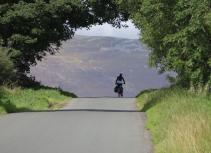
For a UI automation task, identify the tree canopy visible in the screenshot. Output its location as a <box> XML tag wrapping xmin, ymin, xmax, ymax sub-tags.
<box><xmin>1</xmin><ymin>0</ymin><xmax>211</xmax><ymax>91</ymax></box>
<box><xmin>117</xmin><ymin>0</ymin><xmax>211</xmax><ymax>91</ymax></box>
<box><xmin>0</xmin><ymin>0</ymin><xmax>128</xmax><ymax>84</ymax></box>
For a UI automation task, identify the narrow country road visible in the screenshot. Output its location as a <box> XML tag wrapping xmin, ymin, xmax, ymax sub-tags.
<box><xmin>0</xmin><ymin>98</ymin><xmax>152</xmax><ymax>153</ymax></box>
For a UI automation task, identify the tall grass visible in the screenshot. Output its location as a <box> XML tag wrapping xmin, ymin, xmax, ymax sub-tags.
<box><xmin>0</xmin><ymin>86</ymin><xmax>76</xmax><ymax>114</ymax></box>
<box><xmin>137</xmin><ymin>87</ymin><xmax>211</xmax><ymax>153</ymax></box>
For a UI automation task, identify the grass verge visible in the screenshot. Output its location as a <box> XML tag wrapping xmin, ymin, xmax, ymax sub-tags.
<box><xmin>0</xmin><ymin>86</ymin><xmax>77</xmax><ymax>114</ymax></box>
<box><xmin>137</xmin><ymin>87</ymin><xmax>211</xmax><ymax>153</ymax></box>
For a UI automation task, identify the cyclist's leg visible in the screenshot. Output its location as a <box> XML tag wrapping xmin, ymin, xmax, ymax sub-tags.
<box><xmin>121</xmin><ymin>86</ymin><xmax>123</xmax><ymax>97</ymax></box>
<box><xmin>121</xmin><ymin>87</ymin><xmax>123</xmax><ymax>97</ymax></box>
<box><xmin>117</xmin><ymin>84</ymin><xmax>121</xmax><ymax>97</ymax></box>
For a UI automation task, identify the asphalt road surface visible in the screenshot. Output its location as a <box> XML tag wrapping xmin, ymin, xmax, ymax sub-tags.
<box><xmin>0</xmin><ymin>98</ymin><xmax>152</xmax><ymax>153</ymax></box>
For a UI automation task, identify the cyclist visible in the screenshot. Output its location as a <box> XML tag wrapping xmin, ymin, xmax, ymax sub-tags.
<box><xmin>115</xmin><ymin>73</ymin><xmax>126</xmax><ymax>97</ymax></box>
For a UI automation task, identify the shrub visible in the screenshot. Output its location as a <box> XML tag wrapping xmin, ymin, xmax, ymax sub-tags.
<box><xmin>0</xmin><ymin>47</ymin><xmax>14</xmax><ymax>84</ymax></box>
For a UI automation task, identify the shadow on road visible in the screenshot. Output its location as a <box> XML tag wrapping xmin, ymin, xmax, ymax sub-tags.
<box><xmin>14</xmin><ymin>109</ymin><xmax>142</xmax><ymax>113</ymax></box>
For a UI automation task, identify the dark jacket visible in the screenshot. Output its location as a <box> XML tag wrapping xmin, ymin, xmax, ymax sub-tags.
<box><xmin>116</xmin><ymin>76</ymin><xmax>125</xmax><ymax>85</ymax></box>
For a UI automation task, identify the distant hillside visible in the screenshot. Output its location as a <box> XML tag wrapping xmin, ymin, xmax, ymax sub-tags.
<box><xmin>30</xmin><ymin>35</ymin><xmax>171</xmax><ymax>97</ymax></box>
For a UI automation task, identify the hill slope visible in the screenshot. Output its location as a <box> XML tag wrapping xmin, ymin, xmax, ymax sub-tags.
<box><xmin>31</xmin><ymin>35</ymin><xmax>171</xmax><ymax>97</ymax></box>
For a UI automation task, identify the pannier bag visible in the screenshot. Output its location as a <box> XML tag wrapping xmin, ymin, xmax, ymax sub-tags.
<box><xmin>114</xmin><ymin>86</ymin><xmax>118</xmax><ymax>93</ymax></box>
